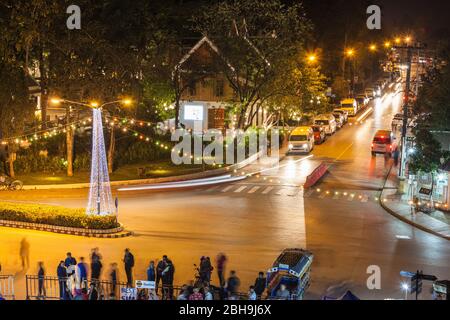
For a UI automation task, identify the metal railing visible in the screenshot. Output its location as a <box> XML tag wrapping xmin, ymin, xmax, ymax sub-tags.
<box><xmin>25</xmin><ymin>275</ymin><xmax>127</xmax><ymax>300</ymax></box>
<box><xmin>24</xmin><ymin>275</ymin><xmax>271</xmax><ymax>300</ymax></box>
<box><xmin>0</xmin><ymin>275</ymin><xmax>15</xmax><ymax>300</ymax></box>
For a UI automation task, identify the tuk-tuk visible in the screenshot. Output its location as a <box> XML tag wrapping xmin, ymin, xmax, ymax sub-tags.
<box><xmin>266</xmin><ymin>248</ymin><xmax>313</xmax><ymax>300</ymax></box>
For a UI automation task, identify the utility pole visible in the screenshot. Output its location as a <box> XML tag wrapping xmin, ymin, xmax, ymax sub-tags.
<box><xmin>399</xmin><ymin>47</ymin><xmax>412</xmax><ymax>180</ymax></box>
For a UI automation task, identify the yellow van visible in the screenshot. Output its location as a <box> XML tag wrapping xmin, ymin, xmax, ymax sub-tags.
<box><xmin>288</xmin><ymin>126</ymin><xmax>315</xmax><ymax>154</ymax></box>
<box><xmin>339</xmin><ymin>98</ymin><xmax>358</xmax><ymax>116</ymax></box>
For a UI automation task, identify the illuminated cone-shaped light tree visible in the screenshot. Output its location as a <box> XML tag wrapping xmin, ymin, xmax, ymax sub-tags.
<box><xmin>86</xmin><ymin>108</ymin><xmax>115</xmax><ymax>216</ymax></box>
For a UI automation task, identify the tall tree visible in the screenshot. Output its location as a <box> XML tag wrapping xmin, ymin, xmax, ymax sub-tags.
<box><xmin>192</xmin><ymin>0</ymin><xmax>313</xmax><ymax>129</ymax></box>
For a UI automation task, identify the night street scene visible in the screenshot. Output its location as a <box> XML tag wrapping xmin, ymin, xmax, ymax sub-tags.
<box><xmin>0</xmin><ymin>0</ymin><xmax>449</xmax><ymax>311</ymax></box>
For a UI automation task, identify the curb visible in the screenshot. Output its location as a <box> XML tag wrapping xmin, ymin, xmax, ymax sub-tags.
<box><xmin>379</xmin><ymin>188</ymin><xmax>450</xmax><ymax>241</ymax></box>
<box><xmin>22</xmin><ymin>150</ymin><xmax>266</xmax><ymax>190</ymax></box>
<box><xmin>0</xmin><ymin>220</ymin><xmax>133</xmax><ymax>238</ymax></box>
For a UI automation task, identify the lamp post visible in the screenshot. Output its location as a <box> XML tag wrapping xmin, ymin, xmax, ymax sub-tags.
<box><xmin>51</xmin><ymin>98</ymin><xmax>131</xmax><ymax>216</ymax></box>
<box><xmin>402</xmin><ymin>283</ymin><xmax>409</xmax><ymax>300</ymax></box>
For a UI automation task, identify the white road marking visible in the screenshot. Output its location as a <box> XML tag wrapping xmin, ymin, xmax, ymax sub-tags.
<box><xmin>221</xmin><ymin>186</ymin><xmax>234</xmax><ymax>192</ymax></box>
<box><xmin>234</xmin><ymin>186</ymin><xmax>247</xmax><ymax>193</ymax></box>
<box><xmin>262</xmin><ymin>187</ymin><xmax>274</xmax><ymax>194</ymax></box>
<box><xmin>332</xmin><ymin>193</ymin><xmax>340</xmax><ymax>200</ymax></box>
<box><xmin>248</xmin><ymin>186</ymin><xmax>260</xmax><ymax>194</ymax></box>
<box><xmin>361</xmin><ymin>195</ymin><xmax>369</xmax><ymax>203</ymax></box>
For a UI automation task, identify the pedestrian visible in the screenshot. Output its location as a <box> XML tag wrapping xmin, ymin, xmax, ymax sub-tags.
<box><xmin>226</xmin><ymin>270</ymin><xmax>240</xmax><ymax>298</ymax></box>
<box><xmin>248</xmin><ymin>285</ymin><xmax>257</xmax><ymax>300</ymax></box>
<box><xmin>216</xmin><ymin>253</ymin><xmax>227</xmax><ymax>287</ymax></box>
<box><xmin>19</xmin><ymin>238</ymin><xmax>30</xmax><ymax>270</ymax></box>
<box><xmin>64</xmin><ymin>252</ymin><xmax>77</xmax><ymax>277</ymax></box>
<box><xmin>275</xmin><ymin>284</ymin><xmax>290</xmax><ymax>300</ymax></box>
<box><xmin>189</xmin><ymin>287</ymin><xmax>203</xmax><ymax>300</ymax></box>
<box><xmin>162</xmin><ymin>259</ymin><xmax>175</xmax><ymax>299</ymax></box>
<box><xmin>76</xmin><ymin>257</ymin><xmax>88</xmax><ymax>289</ymax></box>
<box><xmin>123</xmin><ymin>248</ymin><xmax>135</xmax><ymax>286</ymax></box>
<box><xmin>57</xmin><ymin>261</ymin><xmax>68</xmax><ymax>300</ymax></box>
<box><xmin>204</xmin><ymin>286</ymin><xmax>214</xmax><ymax>300</ymax></box>
<box><xmin>147</xmin><ymin>261</ymin><xmax>156</xmax><ymax>282</ymax></box>
<box><xmin>177</xmin><ymin>285</ymin><xmax>189</xmax><ymax>300</ymax></box>
<box><xmin>90</xmin><ymin>247</ymin><xmax>102</xmax><ymax>263</ymax></box>
<box><xmin>109</xmin><ymin>263</ymin><xmax>118</xmax><ymax>298</ymax></box>
<box><xmin>37</xmin><ymin>261</ymin><xmax>46</xmax><ymax>300</ymax></box>
<box><xmin>253</xmin><ymin>271</ymin><xmax>266</xmax><ymax>299</ymax></box>
<box><xmin>91</xmin><ymin>255</ymin><xmax>102</xmax><ymax>282</ymax></box>
<box><xmin>200</xmin><ymin>256</ymin><xmax>213</xmax><ymax>284</ymax></box>
<box><xmin>156</xmin><ymin>255</ymin><xmax>168</xmax><ymax>293</ymax></box>
<box><xmin>393</xmin><ymin>146</ymin><xmax>400</xmax><ymax>166</ymax></box>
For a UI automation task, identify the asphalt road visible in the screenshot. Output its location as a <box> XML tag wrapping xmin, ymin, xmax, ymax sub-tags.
<box><xmin>0</xmin><ymin>86</ymin><xmax>449</xmax><ymax>300</ymax></box>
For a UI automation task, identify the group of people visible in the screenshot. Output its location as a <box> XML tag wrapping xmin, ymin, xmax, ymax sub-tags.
<box><xmin>31</xmin><ymin>249</ymin><xmax>294</xmax><ymax>300</ymax></box>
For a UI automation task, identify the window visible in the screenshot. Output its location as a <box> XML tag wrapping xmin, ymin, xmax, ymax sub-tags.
<box><xmin>215</xmin><ymin>79</ymin><xmax>224</xmax><ymax>97</ymax></box>
<box><xmin>290</xmin><ymin>135</ymin><xmax>308</xmax><ymax>141</ymax></box>
<box><xmin>188</xmin><ymin>82</ymin><xmax>197</xmax><ymax>96</ymax></box>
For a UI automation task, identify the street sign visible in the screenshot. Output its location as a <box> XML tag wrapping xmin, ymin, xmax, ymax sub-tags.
<box><xmin>421</xmin><ymin>274</ymin><xmax>438</xmax><ymax>281</ymax></box>
<box><xmin>400</xmin><ymin>271</ymin><xmax>415</xmax><ymax>278</ymax></box>
<box><xmin>120</xmin><ymin>287</ymin><xmax>137</xmax><ymax>300</ymax></box>
<box><xmin>135</xmin><ymin>280</ymin><xmax>155</xmax><ymax>289</ymax></box>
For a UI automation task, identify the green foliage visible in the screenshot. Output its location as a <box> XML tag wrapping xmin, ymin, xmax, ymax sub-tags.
<box><xmin>0</xmin><ymin>201</ymin><xmax>119</xmax><ymax>229</ymax></box>
<box><xmin>409</xmin><ymin>129</ymin><xmax>444</xmax><ymax>174</ymax></box>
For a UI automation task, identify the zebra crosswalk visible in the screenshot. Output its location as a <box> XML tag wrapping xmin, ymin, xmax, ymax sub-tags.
<box><xmin>200</xmin><ymin>183</ymin><xmax>379</xmax><ymax>203</ymax></box>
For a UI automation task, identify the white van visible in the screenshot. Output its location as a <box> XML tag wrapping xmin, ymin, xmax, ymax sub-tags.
<box><xmin>288</xmin><ymin>126</ymin><xmax>315</xmax><ymax>154</ymax></box>
<box><xmin>314</xmin><ymin>114</ymin><xmax>337</xmax><ymax>135</ymax></box>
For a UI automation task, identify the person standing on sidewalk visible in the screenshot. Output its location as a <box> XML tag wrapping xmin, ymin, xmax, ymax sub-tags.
<box><xmin>57</xmin><ymin>261</ymin><xmax>68</xmax><ymax>300</ymax></box>
<box><xmin>147</xmin><ymin>260</ymin><xmax>156</xmax><ymax>282</ymax></box>
<box><xmin>90</xmin><ymin>255</ymin><xmax>102</xmax><ymax>282</ymax></box>
<box><xmin>37</xmin><ymin>261</ymin><xmax>46</xmax><ymax>299</ymax></box>
<box><xmin>123</xmin><ymin>248</ymin><xmax>135</xmax><ymax>286</ymax></box>
<box><xmin>253</xmin><ymin>271</ymin><xmax>267</xmax><ymax>299</ymax></box>
<box><xmin>109</xmin><ymin>263</ymin><xmax>118</xmax><ymax>297</ymax></box>
<box><xmin>64</xmin><ymin>252</ymin><xmax>77</xmax><ymax>277</ymax></box>
<box><xmin>162</xmin><ymin>259</ymin><xmax>175</xmax><ymax>299</ymax></box>
<box><xmin>216</xmin><ymin>253</ymin><xmax>227</xmax><ymax>287</ymax></box>
<box><xmin>76</xmin><ymin>257</ymin><xmax>88</xmax><ymax>289</ymax></box>
<box><xmin>156</xmin><ymin>255</ymin><xmax>168</xmax><ymax>293</ymax></box>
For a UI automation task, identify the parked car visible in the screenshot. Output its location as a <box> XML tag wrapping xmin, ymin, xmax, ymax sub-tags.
<box><xmin>311</xmin><ymin>125</ymin><xmax>326</xmax><ymax>144</ymax></box>
<box><xmin>314</xmin><ymin>114</ymin><xmax>337</xmax><ymax>135</ymax></box>
<box><xmin>332</xmin><ymin>112</ymin><xmax>345</xmax><ymax>129</ymax></box>
<box><xmin>288</xmin><ymin>126</ymin><xmax>315</xmax><ymax>154</ymax></box>
<box><xmin>333</xmin><ymin>109</ymin><xmax>348</xmax><ymax>123</ymax></box>
<box><xmin>355</xmin><ymin>94</ymin><xmax>369</xmax><ymax>109</ymax></box>
<box><xmin>365</xmin><ymin>87</ymin><xmax>376</xmax><ymax>99</ymax></box>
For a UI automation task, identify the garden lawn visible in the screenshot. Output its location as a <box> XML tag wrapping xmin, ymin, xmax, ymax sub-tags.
<box><xmin>16</xmin><ymin>161</ymin><xmax>219</xmax><ymax>185</ymax></box>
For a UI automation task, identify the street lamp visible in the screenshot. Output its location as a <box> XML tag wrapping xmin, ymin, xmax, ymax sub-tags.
<box><xmin>307</xmin><ymin>54</ymin><xmax>317</xmax><ymax>64</ymax></box>
<box><xmin>369</xmin><ymin>44</ymin><xmax>377</xmax><ymax>52</ymax></box>
<box><xmin>402</xmin><ymin>282</ymin><xmax>409</xmax><ymax>300</ymax></box>
<box><xmin>394</xmin><ymin>37</ymin><xmax>401</xmax><ymax>44</ymax></box>
<box><xmin>345</xmin><ymin>49</ymin><xmax>355</xmax><ymax>57</ymax></box>
<box><xmin>384</xmin><ymin>41</ymin><xmax>391</xmax><ymax>49</ymax></box>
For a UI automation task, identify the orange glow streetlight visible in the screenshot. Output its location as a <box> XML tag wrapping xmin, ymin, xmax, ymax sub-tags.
<box><xmin>394</xmin><ymin>37</ymin><xmax>401</xmax><ymax>44</ymax></box>
<box><xmin>369</xmin><ymin>44</ymin><xmax>377</xmax><ymax>52</ymax></box>
<box><xmin>384</xmin><ymin>41</ymin><xmax>391</xmax><ymax>48</ymax></box>
<box><xmin>307</xmin><ymin>53</ymin><xmax>317</xmax><ymax>64</ymax></box>
<box><xmin>345</xmin><ymin>49</ymin><xmax>355</xmax><ymax>57</ymax></box>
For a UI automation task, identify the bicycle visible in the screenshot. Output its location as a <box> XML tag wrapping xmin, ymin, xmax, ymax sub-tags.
<box><xmin>0</xmin><ymin>175</ymin><xmax>23</xmax><ymax>191</ymax></box>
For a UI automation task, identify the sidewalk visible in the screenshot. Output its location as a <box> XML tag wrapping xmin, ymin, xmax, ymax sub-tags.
<box><xmin>380</xmin><ymin>168</ymin><xmax>450</xmax><ymax>241</ymax></box>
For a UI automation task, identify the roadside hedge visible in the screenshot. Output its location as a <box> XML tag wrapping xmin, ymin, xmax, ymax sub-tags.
<box><xmin>0</xmin><ymin>202</ymin><xmax>119</xmax><ymax>230</ymax></box>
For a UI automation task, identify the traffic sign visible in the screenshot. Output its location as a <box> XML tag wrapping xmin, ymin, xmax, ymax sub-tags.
<box><xmin>400</xmin><ymin>271</ymin><xmax>415</xmax><ymax>278</ymax></box>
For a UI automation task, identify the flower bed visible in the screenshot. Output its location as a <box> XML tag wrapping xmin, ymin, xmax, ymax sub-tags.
<box><xmin>0</xmin><ymin>201</ymin><xmax>119</xmax><ymax>230</ymax></box>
